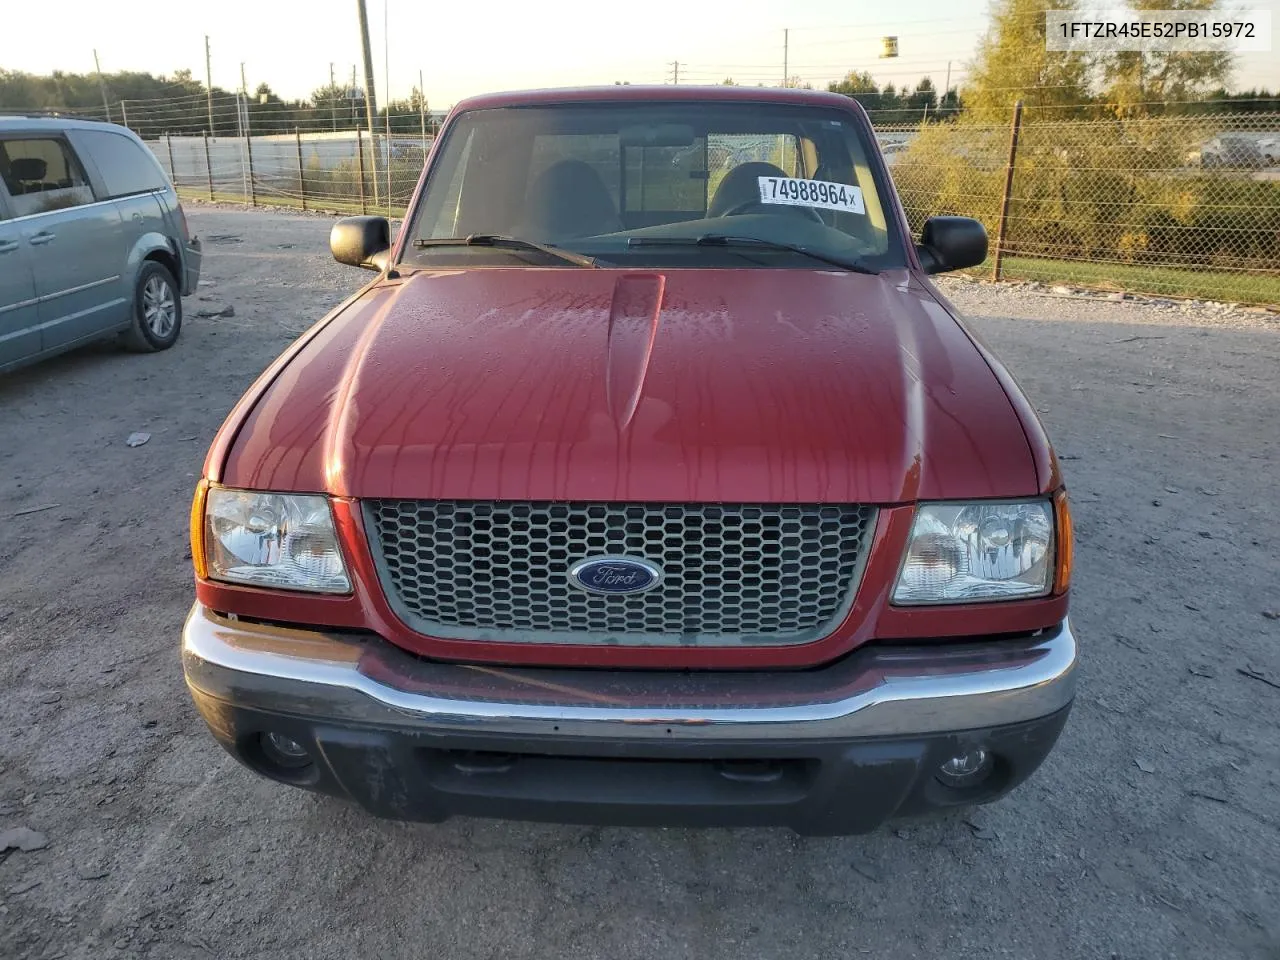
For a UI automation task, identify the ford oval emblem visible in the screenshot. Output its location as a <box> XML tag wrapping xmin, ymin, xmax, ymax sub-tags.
<box><xmin>568</xmin><ymin>556</ymin><xmax>663</xmax><ymax>595</ymax></box>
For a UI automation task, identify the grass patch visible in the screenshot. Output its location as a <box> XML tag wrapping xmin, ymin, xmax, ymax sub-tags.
<box><xmin>179</xmin><ymin>188</ymin><xmax>406</xmax><ymax>219</ymax></box>
<box><xmin>971</xmin><ymin>256</ymin><xmax>1280</xmax><ymax>306</ymax></box>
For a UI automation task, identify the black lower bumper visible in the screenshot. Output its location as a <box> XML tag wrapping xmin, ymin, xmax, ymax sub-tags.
<box><xmin>191</xmin><ymin>690</ymin><xmax>1070</xmax><ymax>835</ymax></box>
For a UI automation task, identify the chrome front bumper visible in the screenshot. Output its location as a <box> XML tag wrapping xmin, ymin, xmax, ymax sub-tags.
<box><xmin>182</xmin><ymin>604</ymin><xmax>1077</xmax><ymax>742</ymax></box>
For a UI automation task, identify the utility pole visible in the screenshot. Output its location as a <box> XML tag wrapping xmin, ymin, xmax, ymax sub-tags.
<box><xmin>205</xmin><ymin>36</ymin><xmax>214</xmax><ymax>135</ymax></box>
<box><xmin>944</xmin><ymin>60</ymin><xmax>952</xmax><ymax>111</ymax></box>
<box><xmin>330</xmin><ymin>62</ymin><xmax>338</xmax><ymax>131</ymax></box>
<box><xmin>418</xmin><ymin>69</ymin><xmax>427</xmax><ymax>155</ymax></box>
<box><xmin>669</xmin><ymin>61</ymin><xmax>680</xmax><ymax>84</ymax></box>
<box><xmin>356</xmin><ymin>0</ymin><xmax>382</xmax><ymax>206</ymax></box>
<box><xmin>92</xmin><ymin>50</ymin><xmax>112</xmax><ymax>121</ymax></box>
<box><xmin>783</xmin><ymin>29</ymin><xmax>788</xmax><ymax>87</ymax></box>
<box><xmin>384</xmin><ymin>0</ymin><xmax>392</xmax><ymax>215</ymax></box>
<box><xmin>350</xmin><ymin>65</ymin><xmax>358</xmax><ymax>125</ymax></box>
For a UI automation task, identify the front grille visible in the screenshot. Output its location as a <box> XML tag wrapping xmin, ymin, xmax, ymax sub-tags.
<box><xmin>365</xmin><ymin>501</ymin><xmax>876</xmax><ymax>647</ymax></box>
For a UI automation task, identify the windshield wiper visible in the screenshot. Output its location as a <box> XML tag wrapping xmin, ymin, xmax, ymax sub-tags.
<box><xmin>628</xmin><ymin>234</ymin><xmax>875</xmax><ymax>274</ymax></box>
<box><xmin>412</xmin><ymin>234</ymin><xmax>599</xmax><ymax>268</ymax></box>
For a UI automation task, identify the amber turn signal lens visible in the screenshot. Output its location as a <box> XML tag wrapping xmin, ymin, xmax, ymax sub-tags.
<box><xmin>190</xmin><ymin>479</ymin><xmax>209</xmax><ymax>580</ymax></box>
<box><xmin>1053</xmin><ymin>488</ymin><xmax>1073</xmax><ymax>594</ymax></box>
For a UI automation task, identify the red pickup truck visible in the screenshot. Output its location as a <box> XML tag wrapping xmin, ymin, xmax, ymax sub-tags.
<box><xmin>183</xmin><ymin>85</ymin><xmax>1076</xmax><ymax>835</ymax></box>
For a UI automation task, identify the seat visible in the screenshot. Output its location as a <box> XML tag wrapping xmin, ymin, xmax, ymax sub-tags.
<box><xmin>8</xmin><ymin>157</ymin><xmax>48</xmax><ymax>195</ymax></box>
<box><xmin>519</xmin><ymin>159</ymin><xmax>622</xmax><ymax>241</ymax></box>
<box><xmin>707</xmin><ymin>161</ymin><xmax>791</xmax><ymax>218</ymax></box>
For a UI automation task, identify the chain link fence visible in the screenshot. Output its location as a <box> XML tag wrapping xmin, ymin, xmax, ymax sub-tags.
<box><xmin>147</xmin><ymin>105</ymin><xmax>1279</xmax><ymax>305</ymax></box>
<box><xmin>882</xmin><ymin>108</ymin><xmax>1279</xmax><ymax>304</ymax></box>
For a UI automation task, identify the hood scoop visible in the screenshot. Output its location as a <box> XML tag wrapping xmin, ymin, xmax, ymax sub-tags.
<box><xmin>604</xmin><ymin>273</ymin><xmax>666</xmax><ymax>431</ymax></box>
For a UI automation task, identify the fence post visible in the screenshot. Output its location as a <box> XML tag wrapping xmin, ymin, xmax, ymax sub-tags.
<box><xmin>245</xmin><ymin>133</ymin><xmax>257</xmax><ymax>207</ymax></box>
<box><xmin>165</xmin><ymin>133</ymin><xmax>177</xmax><ymax>186</ymax></box>
<box><xmin>295</xmin><ymin>129</ymin><xmax>307</xmax><ymax>211</ymax></box>
<box><xmin>203</xmin><ymin>132</ymin><xmax>214</xmax><ymax>201</ymax></box>
<box><xmin>992</xmin><ymin>99</ymin><xmax>1024</xmax><ymax>282</ymax></box>
<box><xmin>356</xmin><ymin>128</ymin><xmax>368</xmax><ymax>215</ymax></box>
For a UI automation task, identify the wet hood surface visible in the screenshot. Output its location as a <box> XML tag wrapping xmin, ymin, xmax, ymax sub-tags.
<box><xmin>221</xmin><ymin>267</ymin><xmax>1036</xmax><ymax>503</ymax></box>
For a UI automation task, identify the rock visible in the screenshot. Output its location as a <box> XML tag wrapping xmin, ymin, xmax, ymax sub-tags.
<box><xmin>125</xmin><ymin>432</ymin><xmax>151</xmax><ymax>448</ymax></box>
<box><xmin>1106</xmin><ymin>292</ymin><xmax>1125</xmax><ymax>301</ymax></box>
<box><xmin>194</xmin><ymin>305</ymin><xmax>235</xmax><ymax>319</ymax></box>
<box><xmin>1135</xmin><ymin>758</ymin><xmax>1156</xmax><ymax>773</ymax></box>
<box><xmin>964</xmin><ymin>819</ymin><xmax>999</xmax><ymax>840</ymax></box>
<box><xmin>850</xmin><ymin>857</ymin><xmax>881</xmax><ymax>882</ymax></box>
<box><xmin>0</xmin><ymin>827</ymin><xmax>49</xmax><ymax>852</ymax></box>
<box><xmin>1051</xmin><ymin>285</ymin><xmax>1074</xmax><ymax>296</ymax></box>
<box><xmin>40</xmin><ymin>692</ymin><xmax>61</xmax><ymax>704</ymax></box>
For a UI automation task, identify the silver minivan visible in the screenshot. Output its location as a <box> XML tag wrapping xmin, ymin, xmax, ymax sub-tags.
<box><xmin>0</xmin><ymin>116</ymin><xmax>202</xmax><ymax>373</ymax></box>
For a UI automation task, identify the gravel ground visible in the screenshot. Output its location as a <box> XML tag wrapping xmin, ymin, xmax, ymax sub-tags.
<box><xmin>1</xmin><ymin>206</ymin><xmax>1278</xmax><ymax>960</ymax></box>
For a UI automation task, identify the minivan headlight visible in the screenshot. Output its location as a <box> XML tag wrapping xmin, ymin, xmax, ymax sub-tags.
<box><xmin>892</xmin><ymin>500</ymin><xmax>1054</xmax><ymax>605</ymax></box>
<box><xmin>203</xmin><ymin>487</ymin><xmax>351</xmax><ymax>593</ymax></box>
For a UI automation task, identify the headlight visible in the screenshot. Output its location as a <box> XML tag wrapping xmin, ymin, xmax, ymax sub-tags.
<box><xmin>892</xmin><ymin>500</ymin><xmax>1054</xmax><ymax>605</ymax></box>
<box><xmin>202</xmin><ymin>487</ymin><xmax>351</xmax><ymax>593</ymax></box>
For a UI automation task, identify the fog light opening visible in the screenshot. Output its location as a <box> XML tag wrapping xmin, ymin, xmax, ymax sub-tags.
<box><xmin>936</xmin><ymin>748</ymin><xmax>993</xmax><ymax>788</ymax></box>
<box><xmin>260</xmin><ymin>731</ymin><xmax>313</xmax><ymax>770</ymax></box>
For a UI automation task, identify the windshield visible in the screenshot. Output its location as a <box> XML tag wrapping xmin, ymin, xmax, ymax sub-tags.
<box><xmin>403</xmin><ymin>101</ymin><xmax>905</xmax><ymax>271</ymax></box>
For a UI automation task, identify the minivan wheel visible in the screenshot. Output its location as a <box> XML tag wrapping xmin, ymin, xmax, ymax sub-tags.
<box><xmin>123</xmin><ymin>261</ymin><xmax>182</xmax><ymax>352</ymax></box>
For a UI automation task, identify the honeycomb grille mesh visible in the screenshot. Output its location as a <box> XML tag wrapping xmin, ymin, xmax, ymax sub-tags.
<box><xmin>365</xmin><ymin>501</ymin><xmax>875</xmax><ymax>647</ymax></box>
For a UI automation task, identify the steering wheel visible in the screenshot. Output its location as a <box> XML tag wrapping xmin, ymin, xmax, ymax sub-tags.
<box><xmin>718</xmin><ymin>197</ymin><xmax>825</xmax><ymax>224</ymax></box>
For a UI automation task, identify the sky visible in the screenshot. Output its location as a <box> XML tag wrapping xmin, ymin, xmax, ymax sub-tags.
<box><xmin>1</xmin><ymin>0</ymin><xmax>1276</xmax><ymax>109</ymax></box>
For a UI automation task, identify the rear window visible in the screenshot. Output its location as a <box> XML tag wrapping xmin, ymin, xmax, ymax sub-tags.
<box><xmin>74</xmin><ymin>130</ymin><xmax>169</xmax><ymax>198</ymax></box>
<box><xmin>0</xmin><ymin>137</ymin><xmax>95</xmax><ymax>217</ymax></box>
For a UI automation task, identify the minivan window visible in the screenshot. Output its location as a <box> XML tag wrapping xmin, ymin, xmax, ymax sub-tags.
<box><xmin>0</xmin><ymin>138</ymin><xmax>95</xmax><ymax>218</ymax></box>
<box><xmin>76</xmin><ymin>130</ymin><xmax>170</xmax><ymax>198</ymax></box>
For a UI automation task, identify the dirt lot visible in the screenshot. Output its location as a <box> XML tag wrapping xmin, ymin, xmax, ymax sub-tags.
<box><xmin>2</xmin><ymin>206</ymin><xmax>1278</xmax><ymax>960</ymax></box>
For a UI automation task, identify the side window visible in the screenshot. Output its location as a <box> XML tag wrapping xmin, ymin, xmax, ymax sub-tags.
<box><xmin>0</xmin><ymin>138</ymin><xmax>95</xmax><ymax>217</ymax></box>
<box><xmin>75</xmin><ymin>130</ymin><xmax>170</xmax><ymax>198</ymax></box>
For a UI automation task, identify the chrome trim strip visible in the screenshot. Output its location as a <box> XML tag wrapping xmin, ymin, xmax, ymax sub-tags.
<box><xmin>36</xmin><ymin>274</ymin><xmax>120</xmax><ymax>304</ymax></box>
<box><xmin>182</xmin><ymin>604</ymin><xmax>1077</xmax><ymax>741</ymax></box>
<box><xmin>0</xmin><ymin>196</ymin><xmax>123</xmax><ymax>226</ymax></box>
<box><xmin>0</xmin><ymin>296</ymin><xmax>40</xmax><ymax>319</ymax></box>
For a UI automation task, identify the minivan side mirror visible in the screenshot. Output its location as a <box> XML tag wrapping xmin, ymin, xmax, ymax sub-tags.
<box><xmin>330</xmin><ymin>216</ymin><xmax>391</xmax><ymax>272</ymax></box>
<box><xmin>916</xmin><ymin>216</ymin><xmax>988</xmax><ymax>275</ymax></box>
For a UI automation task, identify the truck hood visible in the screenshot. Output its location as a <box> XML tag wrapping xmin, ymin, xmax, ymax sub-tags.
<box><xmin>220</xmin><ymin>267</ymin><xmax>1036</xmax><ymax>503</ymax></box>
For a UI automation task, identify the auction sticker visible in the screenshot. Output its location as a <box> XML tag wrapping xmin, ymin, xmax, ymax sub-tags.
<box><xmin>758</xmin><ymin>176</ymin><xmax>865</xmax><ymax>214</ymax></box>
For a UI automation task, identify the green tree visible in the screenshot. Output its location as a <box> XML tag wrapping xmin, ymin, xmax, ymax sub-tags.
<box><xmin>963</xmin><ymin>0</ymin><xmax>1093</xmax><ymax>118</ymax></box>
<box><xmin>1101</xmin><ymin>0</ymin><xmax>1234</xmax><ymax>115</ymax></box>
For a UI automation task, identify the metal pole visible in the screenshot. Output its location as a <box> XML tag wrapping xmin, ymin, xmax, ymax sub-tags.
<box><xmin>783</xmin><ymin>29</ymin><xmax>788</xmax><ymax>87</ymax></box>
<box><xmin>418</xmin><ymin>70</ymin><xmax>427</xmax><ymax>156</ymax></box>
<box><xmin>330</xmin><ymin>63</ymin><xmax>338</xmax><ymax>131</ymax></box>
<box><xmin>205</xmin><ymin>36</ymin><xmax>214</xmax><ymax>135</ymax></box>
<box><xmin>357</xmin><ymin>0</ymin><xmax>382</xmax><ymax>206</ymax></box>
<box><xmin>166</xmin><ymin>133</ymin><xmax>177</xmax><ymax>185</ymax></box>
<box><xmin>203</xmin><ymin>131</ymin><xmax>214</xmax><ymax>200</ymax></box>
<box><xmin>944</xmin><ymin>61</ymin><xmax>952</xmax><ymax>107</ymax></box>
<box><xmin>93</xmin><ymin>50</ymin><xmax>112</xmax><ymax>121</ymax></box>
<box><xmin>356</xmin><ymin>127</ymin><xmax>368</xmax><ymax>214</ymax></box>
<box><xmin>244</xmin><ymin>97</ymin><xmax>257</xmax><ymax>207</ymax></box>
<box><xmin>296</xmin><ymin>129</ymin><xmax>307</xmax><ymax>211</ymax></box>
<box><xmin>383</xmin><ymin>0</ymin><xmax>392</xmax><ymax>215</ymax></box>
<box><xmin>992</xmin><ymin>99</ymin><xmax>1024</xmax><ymax>282</ymax></box>
<box><xmin>120</xmin><ymin>100</ymin><xmax>129</xmax><ymax>129</ymax></box>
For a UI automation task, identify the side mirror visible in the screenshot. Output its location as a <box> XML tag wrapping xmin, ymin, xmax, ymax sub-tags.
<box><xmin>916</xmin><ymin>216</ymin><xmax>988</xmax><ymax>275</ymax></box>
<box><xmin>330</xmin><ymin>216</ymin><xmax>391</xmax><ymax>272</ymax></box>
